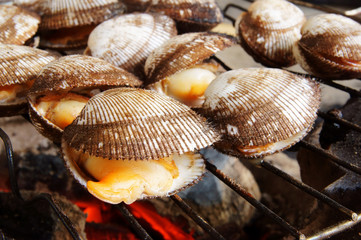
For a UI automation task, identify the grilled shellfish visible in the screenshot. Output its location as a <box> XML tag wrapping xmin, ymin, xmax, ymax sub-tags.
<box><xmin>144</xmin><ymin>32</ymin><xmax>236</xmax><ymax>108</ymax></box>
<box><xmin>61</xmin><ymin>87</ymin><xmax>219</xmax><ymax>204</ymax></box>
<box><xmin>0</xmin><ymin>5</ymin><xmax>40</xmax><ymax>45</ymax></box>
<box><xmin>293</xmin><ymin>13</ymin><xmax>361</xmax><ymax>80</ymax></box>
<box><xmin>0</xmin><ymin>44</ymin><xmax>58</xmax><ymax>117</ymax></box>
<box><xmin>29</xmin><ymin>0</ymin><xmax>126</xmax><ymax>49</ymax></box>
<box><xmin>200</xmin><ymin>68</ymin><xmax>321</xmax><ymax>158</ymax></box>
<box><xmin>28</xmin><ymin>55</ymin><xmax>142</xmax><ymax>143</ymax></box>
<box><xmin>236</xmin><ymin>0</ymin><xmax>305</xmax><ymax>67</ymax></box>
<box><xmin>85</xmin><ymin>13</ymin><xmax>177</xmax><ymax>79</ymax></box>
<box><xmin>121</xmin><ymin>0</ymin><xmax>223</xmax><ymax>33</ymax></box>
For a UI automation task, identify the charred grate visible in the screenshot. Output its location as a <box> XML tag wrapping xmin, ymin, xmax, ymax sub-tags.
<box><xmin>1</xmin><ymin>1</ymin><xmax>361</xmax><ymax>240</ymax></box>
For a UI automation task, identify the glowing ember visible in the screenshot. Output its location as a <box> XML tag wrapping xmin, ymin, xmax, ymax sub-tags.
<box><xmin>129</xmin><ymin>201</ymin><xmax>194</xmax><ymax>240</ymax></box>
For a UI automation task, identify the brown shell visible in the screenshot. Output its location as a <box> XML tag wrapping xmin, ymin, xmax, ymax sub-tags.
<box><xmin>144</xmin><ymin>32</ymin><xmax>236</xmax><ymax>85</ymax></box>
<box><xmin>0</xmin><ymin>5</ymin><xmax>40</xmax><ymax>45</ymax></box>
<box><xmin>34</xmin><ymin>0</ymin><xmax>125</xmax><ymax>50</ymax></box>
<box><xmin>294</xmin><ymin>13</ymin><xmax>361</xmax><ymax>80</ymax></box>
<box><xmin>200</xmin><ymin>68</ymin><xmax>321</xmax><ymax>158</ymax></box>
<box><xmin>38</xmin><ymin>0</ymin><xmax>125</xmax><ymax>30</ymax></box>
<box><xmin>0</xmin><ymin>44</ymin><xmax>58</xmax><ymax>117</ymax></box>
<box><xmin>236</xmin><ymin>0</ymin><xmax>305</xmax><ymax>67</ymax></box>
<box><xmin>122</xmin><ymin>0</ymin><xmax>223</xmax><ymax>33</ymax></box>
<box><xmin>28</xmin><ymin>55</ymin><xmax>143</xmax><ymax>143</ymax></box>
<box><xmin>85</xmin><ymin>13</ymin><xmax>177</xmax><ymax>79</ymax></box>
<box><xmin>63</xmin><ymin>87</ymin><xmax>219</xmax><ymax>160</ymax></box>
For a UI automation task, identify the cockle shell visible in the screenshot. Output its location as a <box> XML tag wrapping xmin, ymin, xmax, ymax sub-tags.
<box><xmin>31</xmin><ymin>0</ymin><xmax>126</xmax><ymax>49</ymax></box>
<box><xmin>85</xmin><ymin>13</ymin><xmax>177</xmax><ymax>79</ymax></box>
<box><xmin>0</xmin><ymin>43</ymin><xmax>58</xmax><ymax>117</ymax></box>
<box><xmin>200</xmin><ymin>68</ymin><xmax>321</xmax><ymax>158</ymax></box>
<box><xmin>61</xmin><ymin>87</ymin><xmax>219</xmax><ymax>204</ymax></box>
<box><xmin>144</xmin><ymin>32</ymin><xmax>236</xmax><ymax>108</ymax></box>
<box><xmin>0</xmin><ymin>5</ymin><xmax>40</xmax><ymax>45</ymax></box>
<box><xmin>293</xmin><ymin>13</ymin><xmax>361</xmax><ymax>80</ymax></box>
<box><xmin>144</xmin><ymin>32</ymin><xmax>236</xmax><ymax>85</ymax></box>
<box><xmin>236</xmin><ymin>0</ymin><xmax>305</xmax><ymax>67</ymax></box>
<box><xmin>121</xmin><ymin>0</ymin><xmax>223</xmax><ymax>33</ymax></box>
<box><xmin>28</xmin><ymin>55</ymin><xmax>142</xmax><ymax>143</ymax></box>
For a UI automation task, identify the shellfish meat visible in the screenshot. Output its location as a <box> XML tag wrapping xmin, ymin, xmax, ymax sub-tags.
<box><xmin>200</xmin><ymin>68</ymin><xmax>321</xmax><ymax>158</ymax></box>
<box><xmin>61</xmin><ymin>87</ymin><xmax>219</xmax><ymax>204</ymax></box>
<box><xmin>28</xmin><ymin>55</ymin><xmax>142</xmax><ymax>143</ymax></box>
<box><xmin>144</xmin><ymin>32</ymin><xmax>236</xmax><ymax>108</ymax></box>
<box><xmin>293</xmin><ymin>13</ymin><xmax>361</xmax><ymax>80</ymax></box>
<box><xmin>235</xmin><ymin>0</ymin><xmax>305</xmax><ymax>67</ymax></box>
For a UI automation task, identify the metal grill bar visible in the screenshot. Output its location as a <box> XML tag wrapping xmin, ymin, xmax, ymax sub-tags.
<box><xmin>317</xmin><ymin>110</ymin><xmax>361</xmax><ymax>133</ymax></box>
<box><xmin>171</xmin><ymin>194</ymin><xmax>226</xmax><ymax>240</ymax></box>
<box><xmin>205</xmin><ymin>160</ymin><xmax>306</xmax><ymax>240</ymax></box>
<box><xmin>298</xmin><ymin>140</ymin><xmax>361</xmax><ymax>175</ymax></box>
<box><xmin>0</xmin><ymin>128</ymin><xmax>22</xmax><ymax>200</ymax></box>
<box><xmin>0</xmin><ymin>128</ymin><xmax>83</xmax><ymax>240</ymax></box>
<box><xmin>115</xmin><ymin>203</ymin><xmax>153</xmax><ymax>240</ymax></box>
<box><xmin>260</xmin><ymin>160</ymin><xmax>357</xmax><ymax>220</ymax></box>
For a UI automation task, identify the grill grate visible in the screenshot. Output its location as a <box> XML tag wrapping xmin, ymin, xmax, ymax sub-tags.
<box><xmin>1</xmin><ymin>1</ymin><xmax>361</xmax><ymax>240</ymax></box>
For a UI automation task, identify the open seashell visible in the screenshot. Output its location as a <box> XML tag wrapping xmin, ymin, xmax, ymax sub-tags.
<box><xmin>0</xmin><ymin>44</ymin><xmax>58</xmax><ymax>117</ymax></box>
<box><xmin>85</xmin><ymin>13</ymin><xmax>177</xmax><ymax>79</ymax></box>
<box><xmin>28</xmin><ymin>55</ymin><xmax>142</xmax><ymax>143</ymax></box>
<box><xmin>144</xmin><ymin>32</ymin><xmax>236</xmax><ymax>108</ymax></box>
<box><xmin>33</xmin><ymin>0</ymin><xmax>126</xmax><ymax>50</ymax></box>
<box><xmin>200</xmin><ymin>68</ymin><xmax>321</xmax><ymax>158</ymax></box>
<box><xmin>235</xmin><ymin>0</ymin><xmax>305</xmax><ymax>67</ymax></box>
<box><xmin>0</xmin><ymin>5</ymin><xmax>40</xmax><ymax>45</ymax></box>
<box><xmin>121</xmin><ymin>0</ymin><xmax>223</xmax><ymax>33</ymax></box>
<box><xmin>61</xmin><ymin>87</ymin><xmax>219</xmax><ymax>204</ymax></box>
<box><xmin>293</xmin><ymin>13</ymin><xmax>361</xmax><ymax>80</ymax></box>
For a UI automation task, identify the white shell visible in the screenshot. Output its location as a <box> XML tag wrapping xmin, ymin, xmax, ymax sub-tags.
<box><xmin>201</xmin><ymin>68</ymin><xmax>321</xmax><ymax>158</ymax></box>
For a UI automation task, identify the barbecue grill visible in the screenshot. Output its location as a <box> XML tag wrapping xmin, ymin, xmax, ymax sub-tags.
<box><xmin>1</xmin><ymin>1</ymin><xmax>361</xmax><ymax>239</ymax></box>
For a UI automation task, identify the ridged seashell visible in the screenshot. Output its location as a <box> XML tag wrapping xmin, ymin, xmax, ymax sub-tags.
<box><xmin>0</xmin><ymin>5</ymin><xmax>40</xmax><ymax>45</ymax></box>
<box><xmin>293</xmin><ymin>13</ymin><xmax>361</xmax><ymax>80</ymax></box>
<box><xmin>61</xmin><ymin>87</ymin><xmax>219</xmax><ymax>204</ymax></box>
<box><xmin>200</xmin><ymin>68</ymin><xmax>321</xmax><ymax>158</ymax></box>
<box><xmin>236</xmin><ymin>0</ymin><xmax>305</xmax><ymax>67</ymax></box>
<box><xmin>0</xmin><ymin>44</ymin><xmax>58</xmax><ymax>117</ymax></box>
<box><xmin>35</xmin><ymin>0</ymin><xmax>126</xmax><ymax>50</ymax></box>
<box><xmin>122</xmin><ymin>0</ymin><xmax>223</xmax><ymax>33</ymax></box>
<box><xmin>85</xmin><ymin>13</ymin><xmax>177</xmax><ymax>79</ymax></box>
<box><xmin>144</xmin><ymin>32</ymin><xmax>236</xmax><ymax>108</ymax></box>
<box><xmin>28</xmin><ymin>55</ymin><xmax>142</xmax><ymax>143</ymax></box>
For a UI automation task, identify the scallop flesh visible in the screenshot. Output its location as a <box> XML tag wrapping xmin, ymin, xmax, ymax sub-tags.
<box><xmin>28</xmin><ymin>55</ymin><xmax>142</xmax><ymax>143</ymax></box>
<box><xmin>236</xmin><ymin>0</ymin><xmax>305</xmax><ymax>67</ymax></box>
<box><xmin>0</xmin><ymin>43</ymin><xmax>58</xmax><ymax>117</ymax></box>
<box><xmin>61</xmin><ymin>87</ymin><xmax>219</xmax><ymax>204</ymax></box>
<box><xmin>200</xmin><ymin>68</ymin><xmax>321</xmax><ymax>158</ymax></box>
<box><xmin>144</xmin><ymin>32</ymin><xmax>236</xmax><ymax>108</ymax></box>
<box><xmin>0</xmin><ymin>5</ymin><xmax>40</xmax><ymax>45</ymax></box>
<box><xmin>293</xmin><ymin>13</ymin><xmax>361</xmax><ymax>80</ymax></box>
<box><xmin>85</xmin><ymin>13</ymin><xmax>177</xmax><ymax>79</ymax></box>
